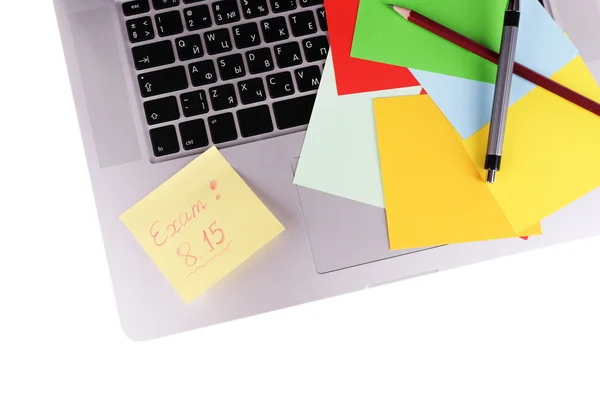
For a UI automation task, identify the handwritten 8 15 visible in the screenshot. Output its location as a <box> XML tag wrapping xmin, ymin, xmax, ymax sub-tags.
<box><xmin>177</xmin><ymin>221</ymin><xmax>227</xmax><ymax>267</ymax></box>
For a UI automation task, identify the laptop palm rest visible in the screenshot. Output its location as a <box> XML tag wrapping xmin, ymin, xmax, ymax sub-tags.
<box><xmin>70</xmin><ymin>7</ymin><xmax>141</xmax><ymax>168</ymax></box>
<box><xmin>295</xmin><ymin>184</ymin><xmax>437</xmax><ymax>274</ymax></box>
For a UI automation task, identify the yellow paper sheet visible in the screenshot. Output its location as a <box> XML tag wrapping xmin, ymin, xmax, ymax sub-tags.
<box><xmin>463</xmin><ymin>56</ymin><xmax>600</xmax><ymax>233</ymax></box>
<box><xmin>374</xmin><ymin>95</ymin><xmax>541</xmax><ymax>250</ymax></box>
<box><xmin>120</xmin><ymin>147</ymin><xmax>284</xmax><ymax>303</ymax></box>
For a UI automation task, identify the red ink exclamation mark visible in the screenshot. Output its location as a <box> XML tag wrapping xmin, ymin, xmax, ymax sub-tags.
<box><xmin>210</xmin><ymin>180</ymin><xmax>221</xmax><ymax>200</ymax></box>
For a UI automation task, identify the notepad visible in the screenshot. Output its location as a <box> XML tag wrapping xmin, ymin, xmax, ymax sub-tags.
<box><xmin>374</xmin><ymin>95</ymin><xmax>541</xmax><ymax>249</ymax></box>
<box><xmin>120</xmin><ymin>147</ymin><xmax>284</xmax><ymax>303</ymax></box>
<box><xmin>462</xmin><ymin>55</ymin><xmax>600</xmax><ymax>233</ymax></box>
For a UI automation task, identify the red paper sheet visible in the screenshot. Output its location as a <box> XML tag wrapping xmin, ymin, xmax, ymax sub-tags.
<box><xmin>325</xmin><ymin>0</ymin><xmax>420</xmax><ymax>95</ymax></box>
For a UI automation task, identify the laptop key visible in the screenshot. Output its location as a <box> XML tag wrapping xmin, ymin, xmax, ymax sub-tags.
<box><xmin>150</xmin><ymin>125</ymin><xmax>180</xmax><ymax>157</ymax></box>
<box><xmin>233</xmin><ymin>23</ymin><xmax>261</xmax><ymax>49</ymax></box>
<box><xmin>240</xmin><ymin>0</ymin><xmax>269</xmax><ymax>19</ymax></box>
<box><xmin>132</xmin><ymin>40</ymin><xmax>175</xmax><ymax>70</ymax></box>
<box><xmin>138</xmin><ymin>66</ymin><xmax>188</xmax><ymax>97</ymax></box>
<box><xmin>238</xmin><ymin>78</ymin><xmax>267</xmax><ymax>104</ymax></box>
<box><xmin>183</xmin><ymin>5</ymin><xmax>212</xmax><ymax>31</ymax></box>
<box><xmin>266</xmin><ymin>71</ymin><xmax>295</xmax><ymax>98</ymax></box>
<box><xmin>126</xmin><ymin>17</ymin><xmax>155</xmax><ymax>43</ymax></box>
<box><xmin>155</xmin><ymin>11</ymin><xmax>184</xmax><ymax>37</ymax></box>
<box><xmin>179</xmin><ymin>119</ymin><xmax>209</xmax><ymax>150</ymax></box>
<box><xmin>316</xmin><ymin>8</ymin><xmax>327</xmax><ymax>31</ymax></box>
<box><xmin>152</xmin><ymin>0</ymin><xmax>179</xmax><ymax>10</ymax></box>
<box><xmin>175</xmin><ymin>34</ymin><xmax>204</xmax><ymax>61</ymax></box>
<box><xmin>246</xmin><ymin>48</ymin><xmax>274</xmax><ymax>74</ymax></box>
<box><xmin>289</xmin><ymin>11</ymin><xmax>317</xmax><ymax>37</ymax></box>
<box><xmin>208</xmin><ymin>113</ymin><xmax>238</xmax><ymax>144</ymax></box>
<box><xmin>204</xmin><ymin>28</ymin><xmax>234</xmax><ymax>54</ymax></box>
<box><xmin>272</xmin><ymin>94</ymin><xmax>316</xmax><ymax>129</ymax></box>
<box><xmin>261</xmin><ymin>17</ymin><xmax>290</xmax><ymax>42</ymax></box>
<box><xmin>180</xmin><ymin>90</ymin><xmax>209</xmax><ymax>117</ymax></box>
<box><xmin>274</xmin><ymin>42</ymin><xmax>303</xmax><ymax>68</ymax></box>
<box><xmin>302</xmin><ymin>35</ymin><xmax>329</xmax><ymax>61</ymax></box>
<box><xmin>213</xmin><ymin>0</ymin><xmax>241</xmax><ymax>25</ymax></box>
<box><xmin>294</xmin><ymin>65</ymin><xmax>321</xmax><ymax>92</ymax></box>
<box><xmin>189</xmin><ymin>60</ymin><xmax>218</xmax><ymax>86</ymax></box>
<box><xmin>143</xmin><ymin>96</ymin><xmax>180</xmax><ymax>125</ymax></box>
<box><xmin>123</xmin><ymin>0</ymin><xmax>150</xmax><ymax>16</ymax></box>
<box><xmin>237</xmin><ymin>105</ymin><xmax>274</xmax><ymax>137</ymax></box>
<box><xmin>209</xmin><ymin>84</ymin><xmax>238</xmax><ymax>110</ymax></box>
<box><xmin>299</xmin><ymin>0</ymin><xmax>323</xmax><ymax>7</ymax></box>
<box><xmin>269</xmin><ymin>0</ymin><xmax>296</xmax><ymax>13</ymax></box>
<box><xmin>217</xmin><ymin>54</ymin><xmax>246</xmax><ymax>80</ymax></box>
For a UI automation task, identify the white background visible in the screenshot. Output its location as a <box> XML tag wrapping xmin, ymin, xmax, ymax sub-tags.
<box><xmin>1</xmin><ymin>1</ymin><xmax>599</xmax><ymax>399</ymax></box>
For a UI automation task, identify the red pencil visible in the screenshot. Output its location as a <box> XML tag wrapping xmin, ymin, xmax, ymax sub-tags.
<box><xmin>390</xmin><ymin>5</ymin><xmax>600</xmax><ymax>117</ymax></box>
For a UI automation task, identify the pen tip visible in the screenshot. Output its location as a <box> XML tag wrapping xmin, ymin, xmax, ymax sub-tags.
<box><xmin>486</xmin><ymin>170</ymin><xmax>496</xmax><ymax>184</ymax></box>
<box><xmin>388</xmin><ymin>4</ymin><xmax>395</xmax><ymax>8</ymax></box>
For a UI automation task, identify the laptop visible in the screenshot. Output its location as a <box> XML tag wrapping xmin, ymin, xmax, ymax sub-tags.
<box><xmin>53</xmin><ymin>0</ymin><xmax>600</xmax><ymax>340</ymax></box>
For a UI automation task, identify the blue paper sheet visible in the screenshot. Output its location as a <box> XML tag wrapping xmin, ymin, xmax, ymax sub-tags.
<box><xmin>410</xmin><ymin>0</ymin><xmax>578</xmax><ymax>139</ymax></box>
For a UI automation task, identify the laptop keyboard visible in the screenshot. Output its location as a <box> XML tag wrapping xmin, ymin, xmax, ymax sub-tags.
<box><xmin>121</xmin><ymin>0</ymin><xmax>328</xmax><ymax>160</ymax></box>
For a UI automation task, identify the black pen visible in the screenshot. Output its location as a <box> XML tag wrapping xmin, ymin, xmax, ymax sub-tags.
<box><xmin>485</xmin><ymin>0</ymin><xmax>520</xmax><ymax>183</ymax></box>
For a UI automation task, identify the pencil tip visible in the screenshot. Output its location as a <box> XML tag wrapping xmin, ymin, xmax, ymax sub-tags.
<box><xmin>389</xmin><ymin>5</ymin><xmax>410</xmax><ymax>19</ymax></box>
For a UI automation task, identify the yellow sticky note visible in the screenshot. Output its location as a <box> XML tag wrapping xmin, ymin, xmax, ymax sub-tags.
<box><xmin>374</xmin><ymin>95</ymin><xmax>541</xmax><ymax>250</ymax></box>
<box><xmin>463</xmin><ymin>56</ymin><xmax>600</xmax><ymax>233</ymax></box>
<box><xmin>120</xmin><ymin>147</ymin><xmax>284</xmax><ymax>303</ymax></box>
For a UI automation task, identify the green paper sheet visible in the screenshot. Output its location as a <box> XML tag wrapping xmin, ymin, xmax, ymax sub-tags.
<box><xmin>351</xmin><ymin>0</ymin><xmax>508</xmax><ymax>83</ymax></box>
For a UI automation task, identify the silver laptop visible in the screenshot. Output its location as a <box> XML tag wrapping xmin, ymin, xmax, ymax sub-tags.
<box><xmin>53</xmin><ymin>0</ymin><xmax>600</xmax><ymax>340</ymax></box>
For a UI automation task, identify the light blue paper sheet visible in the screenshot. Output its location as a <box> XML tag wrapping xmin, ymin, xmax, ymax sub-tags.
<box><xmin>294</xmin><ymin>53</ymin><xmax>421</xmax><ymax>208</ymax></box>
<box><xmin>411</xmin><ymin>0</ymin><xmax>578</xmax><ymax>139</ymax></box>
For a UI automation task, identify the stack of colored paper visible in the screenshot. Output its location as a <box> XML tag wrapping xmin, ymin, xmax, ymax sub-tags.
<box><xmin>295</xmin><ymin>0</ymin><xmax>600</xmax><ymax>249</ymax></box>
